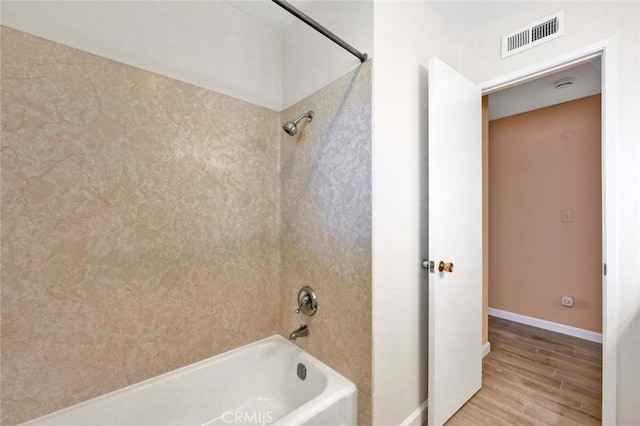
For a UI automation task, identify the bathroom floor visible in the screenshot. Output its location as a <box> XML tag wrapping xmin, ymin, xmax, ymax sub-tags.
<box><xmin>443</xmin><ymin>316</ymin><xmax>602</xmax><ymax>425</ymax></box>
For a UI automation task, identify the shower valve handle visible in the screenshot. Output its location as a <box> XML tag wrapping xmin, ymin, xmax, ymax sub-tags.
<box><xmin>295</xmin><ymin>295</ymin><xmax>310</xmax><ymax>314</ymax></box>
<box><xmin>295</xmin><ymin>286</ymin><xmax>318</xmax><ymax>316</ymax></box>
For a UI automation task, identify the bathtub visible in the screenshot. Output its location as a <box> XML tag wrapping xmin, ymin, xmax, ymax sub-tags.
<box><xmin>22</xmin><ymin>335</ymin><xmax>357</xmax><ymax>426</ymax></box>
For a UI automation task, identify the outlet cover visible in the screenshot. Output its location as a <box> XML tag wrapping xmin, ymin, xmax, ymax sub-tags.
<box><xmin>561</xmin><ymin>296</ymin><xmax>574</xmax><ymax>307</ymax></box>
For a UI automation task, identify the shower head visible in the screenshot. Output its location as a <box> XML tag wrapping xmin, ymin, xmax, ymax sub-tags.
<box><xmin>282</xmin><ymin>111</ymin><xmax>314</xmax><ymax>136</ymax></box>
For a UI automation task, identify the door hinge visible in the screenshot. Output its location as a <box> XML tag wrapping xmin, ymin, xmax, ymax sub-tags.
<box><xmin>604</xmin><ymin>262</ymin><xmax>607</xmax><ymax>276</ymax></box>
<box><xmin>421</xmin><ymin>259</ymin><xmax>435</xmax><ymax>273</ymax></box>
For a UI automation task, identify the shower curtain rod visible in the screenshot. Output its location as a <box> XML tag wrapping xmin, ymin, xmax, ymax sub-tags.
<box><xmin>271</xmin><ymin>0</ymin><xmax>369</xmax><ymax>63</ymax></box>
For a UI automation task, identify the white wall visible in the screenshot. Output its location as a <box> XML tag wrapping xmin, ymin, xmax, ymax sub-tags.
<box><xmin>459</xmin><ymin>2</ymin><xmax>640</xmax><ymax>423</ymax></box>
<box><xmin>281</xmin><ymin>0</ymin><xmax>373</xmax><ymax>107</ymax></box>
<box><xmin>0</xmin><ymin>1</ymin><xmax>283</xmax><ymax>110</ymax></box>
<box><xmin>1</xmin><ymin>1</ymin><xmax>374</xmax><ymax>111</ymax></box>
<box><xmin>371</xmin><ymin>2</ymin><xmax>463</xmax><ymax>424</ymax></box>
<box><xmin>1</xmin><ymin>0</ymin><xmax>375</xmax><ymax>111</ymax></box>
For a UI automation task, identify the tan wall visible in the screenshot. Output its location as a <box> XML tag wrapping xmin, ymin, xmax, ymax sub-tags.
<box><xmin>488</xmin><ymin>95</ymin><xmax>602</xmax><ymax>333</ymax></box>
<box><xmin>280</xmin><ymin>62</ymin><xmax>372</xmax><ymax>425</ymax></box>
<box><xmin>0</xmin><ymin>28</ymin><xmax>282</xmax><ymax>425</ymax></box>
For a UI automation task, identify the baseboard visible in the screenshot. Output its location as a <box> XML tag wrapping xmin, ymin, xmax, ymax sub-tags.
<box><xmin>488</xmin><ymin>307</ymin><xmax>603</xmax><ymax>343</ymax></box>
<box><xmin>401</xmin><ymin>399</ymin><xmax>428</xmax><ymax>426</ymax></box>
<box><xmin>482</xmin><ymin>341</ymin><xmax>491</xmax><ymax>358</ymax></box>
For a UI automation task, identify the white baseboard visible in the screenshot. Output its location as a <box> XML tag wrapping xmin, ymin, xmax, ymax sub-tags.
<box><xmin>401</xmin><ymin>399</ymin><xmax>427</xmax><ymax>426</ymax></box>
<box><xmin>482</xmin><ymin>341</ymin><xmax>491</xmax><ymax>358</ymax></box>
<box><xmin>488</xmin><ymin>307</ymin><xmax>603</xmax><ymax>343</ymax></box>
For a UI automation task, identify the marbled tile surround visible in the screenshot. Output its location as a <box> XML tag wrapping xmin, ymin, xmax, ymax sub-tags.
<box><xmin>1</xmin><ymin>27</ymin><xmax>373</xmax><ymax>426</ymax></box>
<box><xmin>280</xmin><ymin>62</ymin><xmax>372</xmax><ymax>426</ymax></box>
<box><xmin>1</xmin><ymin>27</ymin><xmax>281</xmax><ymax>425</ymax></box>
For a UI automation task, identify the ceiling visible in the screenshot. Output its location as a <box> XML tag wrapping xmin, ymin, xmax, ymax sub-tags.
<box><xmin>489</xmin><ymin>57</ymin><xmax>602</xmax><ymax>120</ymax></box>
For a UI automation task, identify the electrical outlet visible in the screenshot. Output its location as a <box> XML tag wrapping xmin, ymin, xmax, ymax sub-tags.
<box><xmin>561</xmin><ymin>296</ymin><xmax>574</xmax><ymax>307</ymax></box>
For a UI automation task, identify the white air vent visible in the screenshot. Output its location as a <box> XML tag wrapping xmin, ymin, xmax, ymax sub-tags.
<box><xmin>501</xmin><ymin>11</ymin><xmax>564</xmax><ymax>58</ymax></box>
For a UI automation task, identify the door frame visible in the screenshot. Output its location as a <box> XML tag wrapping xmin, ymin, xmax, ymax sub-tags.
<box><xmin>478</xmin><ymin>38</ymin><xmax>618</xmax><ymax>425</ymax></box>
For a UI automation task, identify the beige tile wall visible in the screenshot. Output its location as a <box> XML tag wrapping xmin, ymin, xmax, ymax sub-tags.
<box><xmin>1</xmin><ymin>26</ymin><xmax>372</xmax><ymax>426</ymax></box>
<box><xmin>280</xmin><ymin>62</ymin><xmax>372</xmax><ymax>425</ymax></box>
<box><xmin>0</xmin><ymin>27</ymin><xmax>282</xmax><ymax>425</ymax></box>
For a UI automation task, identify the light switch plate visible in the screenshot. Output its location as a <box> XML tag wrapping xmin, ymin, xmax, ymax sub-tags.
<box><xmin>561</xmin><ymin>210</ymin><xmax>574</xmax><ymax>223</ymax></box>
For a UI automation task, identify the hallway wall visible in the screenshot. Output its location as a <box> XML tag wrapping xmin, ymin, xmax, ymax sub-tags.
<box><xmin>489</xmin><ymin>95</ymin><xmax>602</xmax><ymax>333</ymax></box>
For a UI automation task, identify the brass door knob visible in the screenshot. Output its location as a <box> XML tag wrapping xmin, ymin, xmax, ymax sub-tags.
<box><xmin>439</xmin><ymin>261</ymin><xmax>454</xmax><ymax>273</ymax></box>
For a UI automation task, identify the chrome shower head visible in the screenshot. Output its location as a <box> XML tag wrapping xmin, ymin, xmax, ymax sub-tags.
<box><xmin>282</xmin><ymin>111</ymin><xmax>314</xmax><ymax>136</ymax></box>
<box><xmin>282</xmin><ymin>121</ymin><xmax>298</xmax><ymax>136</ymax></box>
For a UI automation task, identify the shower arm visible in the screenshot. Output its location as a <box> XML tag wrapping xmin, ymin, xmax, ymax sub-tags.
<box><xmin>271</xmin><ymin>0</ymin><xmax>368</xmax><ymax>63</ymax></box>
<box><xmin>293</xmin><ymin>111</ymin><xmax>314</xmax><ymax>124</ymax></box>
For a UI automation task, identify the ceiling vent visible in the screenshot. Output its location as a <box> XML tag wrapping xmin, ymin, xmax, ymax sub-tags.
<box><xmin>501</xmin><ymin>11</ymin><xmax>564</xmax><ymax>58</ymax></box>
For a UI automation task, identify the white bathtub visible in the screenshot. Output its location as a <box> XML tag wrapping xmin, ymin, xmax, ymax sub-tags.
<box><xmin>22</xmin><ymin>335</ymin><xmax>357</xmax><ymax>426</ymax></box>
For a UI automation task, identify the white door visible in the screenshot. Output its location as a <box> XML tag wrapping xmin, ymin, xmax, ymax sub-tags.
<box><xmin>427</xmin><ymin>57</ymin><xmax>482</xmax><ymax>426</ymax></box>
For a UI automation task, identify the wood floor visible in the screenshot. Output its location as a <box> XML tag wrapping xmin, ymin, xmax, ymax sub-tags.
<box><xmin>445</xmin><ymin>316</ymin><xmax>602</xmax><ymax>425</ymax></box>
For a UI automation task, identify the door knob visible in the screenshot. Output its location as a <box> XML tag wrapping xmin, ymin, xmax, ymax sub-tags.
<box><xmin>439</xmin><ymin>261</ymin><xmax>454</xmax><ymax>273</ymax></box>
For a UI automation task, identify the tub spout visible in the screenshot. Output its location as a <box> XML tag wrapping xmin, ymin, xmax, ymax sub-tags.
<box><xmin>289</xmin><ymin>324</ymin><xmax>309</xmax><ymax>341</ymax></box>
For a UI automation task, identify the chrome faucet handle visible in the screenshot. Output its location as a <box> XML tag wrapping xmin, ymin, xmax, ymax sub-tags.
<box><xmin>295</xmin><ymin>295</ymin><xmax>310</xmax><ymax>314</ymax></box>
<box><xmin>295</xmin><ymin>287</ymin><xmax>317</xmax><ymax>316</ymax></box>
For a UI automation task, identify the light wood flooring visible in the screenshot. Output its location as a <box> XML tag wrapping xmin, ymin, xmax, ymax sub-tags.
<box><xmin>445</xmin><ymin>316</ymin><xmax>602</xmax><ymax>425</ymax></box>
